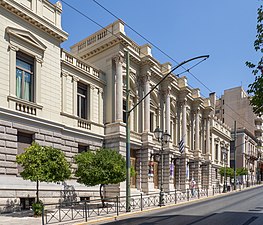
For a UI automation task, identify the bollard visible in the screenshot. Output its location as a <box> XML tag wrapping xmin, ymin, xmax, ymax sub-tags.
<box><xmin>42</xmin><ymin>204</ymin><xmax>45</xmax><ymax>225</ymax></box>
<box><xmin>198</xmin><ymin>188</ymin><xmax>200</xmax><ymax>199</ymax></box>
<box><xmin>175</xmin><ymin>189</ymin><xmax>177</xmax><ymax>204</ymax></box>
<box><xmin>187</xmin><ymin>189</ymin><xmax>190</xmax><ymax>201</ymax></box>
<box><xmin>213</xmin><ymin>186</ymin><xmax>215</xmax><ymax>196</ymax></box>
<box><xmin>84</xmin><ymin>201</ymin><xmax>87</xmax><ymax>222</ymax></box>
<box><xmin>116</xmin><ymin>196</ymin><xmax>119</xmax><ymax>216</ymax></box>
<box><xmin>140</xmin><ymin>193</ymin><xmax>143</xmax><ymax>211</ymax></box>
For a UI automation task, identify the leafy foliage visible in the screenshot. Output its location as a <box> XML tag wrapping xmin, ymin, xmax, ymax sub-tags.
<box><xmin>219</xmin><ymin>167</ymin><xmax>248</xmax><ymax>178</ymax></box>
<box><xmin>246</xmin><ymin>2</ymin><xmax>263</xmax><ymax>115</ymax></box>
<box><xmin>74</xmin><ymin>148</ymin><xmax>126</xmax><ymax>186</ymax></box>
<box><xmin>219</xmin><ymin>167</ymin><xmax>234</xmax><ymax>178</ymax></box>
<box><xmin>16</xmin><ymin>142</ymin><xmax>71</xmax><ymax>183</ymax></box>
<box><xmin>16</xmin><ymin>142</ymin><xmax>71</xmax><ymax>204</ymax></box>
<box><xmin>236</xmin><ymin>167</ymin><xmax>248</xmax><ymax>176</ymax></box>
<box><xmin>32</xmin><ymin>201</ymin><xmax>43</xmax><ymax>216</ymax></box>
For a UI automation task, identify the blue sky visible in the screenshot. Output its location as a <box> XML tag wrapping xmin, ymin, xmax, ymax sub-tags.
<box><xmin>51</xmin><ymin>0</ymin><xmax>261</xmax><ymax>98</ymax></box>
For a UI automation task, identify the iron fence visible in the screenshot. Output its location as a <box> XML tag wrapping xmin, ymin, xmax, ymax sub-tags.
<box><xmin>42</xmin><ymin>184</ymin><xmax>258</xmax><ymax>225</ymax></box>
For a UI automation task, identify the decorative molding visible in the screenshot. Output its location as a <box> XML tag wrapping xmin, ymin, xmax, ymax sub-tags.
<box><xmin>9</xmin><ymin>44</ymin><xmax>19</xmax><ymax>52</ymax></box>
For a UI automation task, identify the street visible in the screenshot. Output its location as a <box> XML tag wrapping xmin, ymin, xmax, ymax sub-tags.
<box><xmin>102</xmin><ymin>186</ymin><xmax>263</xmax><ymax>225</ymax></box>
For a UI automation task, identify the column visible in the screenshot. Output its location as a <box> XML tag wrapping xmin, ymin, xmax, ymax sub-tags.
<box><xmin>181</xmin><ymin>99</ymin><xmax>187</xmax><ymax>147</ymax></box>
<box><xmin>61</xmin><ymin>71</ymin><xmax>68</xmax><ymax>113</ymax></box>
<box><xmin>9</xmin><ymin>44</ymin><xmax>19</xmax><ymax>97</ymax></box>
<box><xmin>165</xmin><ymin>88</ymin><xmax>171</xmax><ymax>133</ymax></box>
<box><xmin>114</xmin><ymin>55</ymin><xmax>123</xmax><ymax>122</ymax></box>
<box><xmin>160</xmin><ymin>94</ymin><xmax>164</xmax><ymax>131</ymax></box>
<box><xmin>143</xmin><ymin>74</ymin><xmax>150</xmax><ymax>132</ymax></box>
<box><xmin>35</xmin><ymin>56</ymin><xmax>43</xmax><ymax>104</ymax></box>
<box><xmin>195</xmin><ymin>108</ymin><xmax>200</xmax><ymax>151</ymax></box>
<box><xmin>98</xmin><ymin>88</ymin><xmax>103</xmax><ymax>124</ymax></box>
<box><xmin>89</xmin><ymin>85</ymin><xmax>95</xmax><ymax>121</ymax></box>
<box><xmin>206</xmin><ymin>115</ymin><xmax>211</xmax><ymax>155</ymax></box>
<box><xmin>72</xmin><ymin>76</ymin><xmax>79</xmax><ymax>117</ymax></box>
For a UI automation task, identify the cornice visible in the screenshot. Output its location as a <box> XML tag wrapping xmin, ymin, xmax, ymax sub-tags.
<box><xmin>0</xmin><ymin>0</ymin><xmax>68</xmax><ymax>42</ymax></box>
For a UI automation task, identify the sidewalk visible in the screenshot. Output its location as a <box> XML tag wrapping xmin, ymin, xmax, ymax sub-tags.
<box><xmin>0</xmin><ymin>210</ymin><xmax>41</xmax><ymax>225</ymax></box>
<box><xmin>0</xmin><ymin>185</ymin><xmax>261</xmax><ymax>225</ymax></box>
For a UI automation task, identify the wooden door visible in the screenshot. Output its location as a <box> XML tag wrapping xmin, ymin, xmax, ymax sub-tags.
<box><xmin>153</xmin><ymin>162</ymin><xmax>159</xmax><ymax>189</ymax></box>
<box><xmin>130</xmin><ymin>157</ymin><xmax>136</xmax><ymax>188</ymax></box>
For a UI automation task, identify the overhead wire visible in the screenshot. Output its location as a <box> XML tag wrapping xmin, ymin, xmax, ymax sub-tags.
<box><xmin>91</xmin><ymin>0</ymin><xmax>258</xmax><ymax>133</ymax></box>
<box><xmin>61</xmin><ymin>0</ymin><xmax>258</xmax><ymax>133</ymax></box>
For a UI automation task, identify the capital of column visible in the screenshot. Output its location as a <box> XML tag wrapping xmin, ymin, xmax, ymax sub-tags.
<box><xmin>35</xmin><ymin>56</ymin><xmax>43</xmax><ymax>64</ymax></box>
<box><xmin>9</xmin><ymin>44</ymin><xmax>19</xmax><ymax>52</ymax></box>
<box><xmin>113</xmin><ymin>53</ymin><xmax>124</xmax><ymax>64</ymax></box>
<box><xmin>72</xmin><ymin>76</ymin><xmax>79</xmax><ymax>82</ymax></box>
<box><xmin>179</xmin><ymin>98</ymin><xmax>187</xmax><ymax>108</ymax></box>
<box><xmin>61</xmin><ymin>71</ymin><xmax>69</xmax><ymax>77</ymax></box>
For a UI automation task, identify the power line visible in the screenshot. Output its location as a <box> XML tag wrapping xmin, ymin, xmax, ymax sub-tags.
<box><xmin>61</xmin><ymin>0</ymin><xmax>258</xmax><ymax>133</ymax></box>
<box><xmin>91</xmin><ymin>0</ymin><xmax>258</xmax><ymax>132</ymax></box>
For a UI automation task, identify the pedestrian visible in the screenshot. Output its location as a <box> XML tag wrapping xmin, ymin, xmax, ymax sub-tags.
<box><xmin>190</xmin><ymin>178</ymin><xmax>196</xmax><ymax>197</ymax></box>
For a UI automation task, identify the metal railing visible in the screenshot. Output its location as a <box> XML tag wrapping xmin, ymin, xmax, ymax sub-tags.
<box><xmin>42</xmin><ymin>183</ymin><xmax>258</xmax><ymax>224</ymax></box>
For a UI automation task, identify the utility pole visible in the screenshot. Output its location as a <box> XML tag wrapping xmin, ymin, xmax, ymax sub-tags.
<box><xmin>125</xmin><ymin>50</ymin><xmax>131</xmax><ymax>212</ymax></box>
<box><xmin>234</xmin><ymin>120</ymin><xmax>237</xmax><ymax>190</ymax></box>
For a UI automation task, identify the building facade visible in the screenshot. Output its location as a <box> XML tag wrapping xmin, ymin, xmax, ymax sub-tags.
<box><xmin>216</xmin><ymin>87</ymin><xmax>263</xmax><ymax>184</ymax></box>
<box><xmin>70</xmin><ymin>20</ymin><xmax>231</xmax><ymax>195</ymax></box>
<box><xmin>0</xmin><ymin>0</ymin><xmax>230</xmax><ymax>211</ymax></box>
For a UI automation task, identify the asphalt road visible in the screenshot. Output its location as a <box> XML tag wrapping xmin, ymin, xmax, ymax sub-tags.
<box><xmin>104</xmin><ymin>186</ymin><xmax>263</xmax><ymax>225</ymax></box>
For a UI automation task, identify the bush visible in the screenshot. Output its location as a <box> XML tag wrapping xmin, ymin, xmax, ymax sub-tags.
<box><xmin>32</xmin><ymin>201</ymin><xmax>43</xmax><ymax>216</ymax></box>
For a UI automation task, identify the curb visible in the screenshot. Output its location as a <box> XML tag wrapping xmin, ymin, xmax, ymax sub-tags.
<box><xmin>76</xmin><ymin>184</ymin><xmax>263</xmax><ymax>225</ymax></box>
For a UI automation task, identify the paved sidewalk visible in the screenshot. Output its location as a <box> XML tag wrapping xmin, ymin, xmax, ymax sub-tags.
<box><xmin>0</xmin><ymin>211</ymin><xmax>41</xmax><ymax>225</ymax></box>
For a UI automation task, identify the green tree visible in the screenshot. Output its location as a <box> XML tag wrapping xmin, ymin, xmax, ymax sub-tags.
<box><xmin>219</xmin><ymin>167</ymin><xmax>234</xmax><ymax>178</ymax></box>
<box><xmin>74</xmin><ymin>148</ymin><xmax>126</xmax><ymax>206</ymax></box>
<box><xmin>246</xmin><ymin>2</ymin><xmax>263</xmax><ymax>115</ymax></box>
<box><xmin>236</xmin><ymin>167</ymin><xmax>248</xmax><ymax>176</ymax></box>
<box><xmin>16</xmin><ymin>142</ymin><xmax>71</xmax><ymax>204</ymax></box>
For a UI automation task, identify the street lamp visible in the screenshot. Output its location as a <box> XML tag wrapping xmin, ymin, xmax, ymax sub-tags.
<box><xmin>154</xmin><ymin>127</ymin><xmax>171</xmax><ymax>206</ymax></box>
<box><xmin>222</xmin><ymin>148</ymin><xmax>227</xmax><ymax>193</ymax></box>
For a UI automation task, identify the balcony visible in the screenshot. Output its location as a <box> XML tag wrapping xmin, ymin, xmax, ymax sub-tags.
<box><xmin>255</xmin><ymin>125</ymin><xmax>263</xmax><ymax>133</ymax></box>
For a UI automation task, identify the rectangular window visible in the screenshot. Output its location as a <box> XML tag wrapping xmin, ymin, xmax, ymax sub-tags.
<box><xmin>123</xmin><ymin>100</ymin><xmax>126</xmax><ymax>123</ymax></box>
<box><xmin>77</xmin><ymin>82</ymin><xmax>87</xmax><ymax>119</ymax></box>
<box><xmin>16</xmin><ymin>52</ymin><xmax>34</xmax><ymax>101</ymax></box>
<box><xmin>150</xmin><ymin>112</ymin><xmax>154</xmax><ymax>132</ymax></box>
<box><xmin>215</xmin><ymin>144</ymin><xmax>218</xmax><ymax>160</ymax></box>
<box><xmin>78</xmin><ymin>144</ymin><xmax>90</xmax><ymax>153</ymax></box>
<box><xmin>17</xmin><ymin>132</ymin><xmax>33</xmax><ymax>173</ymax></box>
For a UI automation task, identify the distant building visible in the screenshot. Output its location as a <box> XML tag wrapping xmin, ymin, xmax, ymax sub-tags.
<box><xmin>216</xmin><ymin>87</ymin><xmax>263</xmax><ymax>184</ymax></box>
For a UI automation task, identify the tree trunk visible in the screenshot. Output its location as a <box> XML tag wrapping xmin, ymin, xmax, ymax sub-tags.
<box><xmin>99</xmin><ymin>184</ymin><xmax>105</xmax><ymax>207</ymax></box>
<box><xmin>36</xmin><ymin>180</ymin><xmax>39</xmax><ymax>203</ymax></box>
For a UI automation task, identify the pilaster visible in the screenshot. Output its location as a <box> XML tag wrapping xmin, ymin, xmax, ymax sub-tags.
<box><xmin>113</xmin><ymin>54</ymin><xmax>124</xmax><ymax>122</ymax></box>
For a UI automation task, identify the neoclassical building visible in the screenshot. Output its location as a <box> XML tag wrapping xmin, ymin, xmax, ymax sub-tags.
<box><xmin>70</xmin><ymin>20</ymin><xmax>231</xmax><ymax>195</ymax></box>
<box><xmin>0</xmin><ymin>0</ymin><xmax>231</xmax><ymax>210</ymax></box>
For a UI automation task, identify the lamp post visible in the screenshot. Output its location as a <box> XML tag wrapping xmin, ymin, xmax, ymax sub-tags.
<box><xmin>154</xmin><ymin>127</ymin><xmax>171</xmax><ymax>206</ymax></box>
<box><xmin>125</xmin><ymin>53</ymin><xmax>209</xmax><ymax>212</ymax></box>
<box><xmin>222</xmin><ymin>148</ymin><xmax>227</xmax><ymax>193</ymax></box>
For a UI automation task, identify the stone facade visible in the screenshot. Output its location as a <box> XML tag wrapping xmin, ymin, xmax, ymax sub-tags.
<box><xmin>71</xmin><ymin>20</ymin><xmax>231</xmax><ymax>194</ymax></box>
<box><xmin>0</xmin><ymin>0</ymin><xmax>231</xmax><ymax>211</ymax></box>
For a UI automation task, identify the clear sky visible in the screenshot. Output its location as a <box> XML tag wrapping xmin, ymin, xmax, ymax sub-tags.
<box><xmin>51</xmin><ymin>0</ymin><xmax>261</xmax><ymax>98</ymax></box>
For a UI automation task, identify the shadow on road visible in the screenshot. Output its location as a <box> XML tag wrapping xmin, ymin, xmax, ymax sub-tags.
<box><xmin>104</xmin><ymin>211</ymin><xmax>263</xmax><ymax>225</ymax></box>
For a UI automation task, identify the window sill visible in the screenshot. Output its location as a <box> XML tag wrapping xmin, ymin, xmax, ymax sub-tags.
<box><xmin>60</xmin><ymin>112</ymin><xmax>92</xmax><ymax>130</ymax></box>
<box><xmin>7</xmin><ymin>95</ymin><xmax>43</xmax><ymax>115</ymax></box>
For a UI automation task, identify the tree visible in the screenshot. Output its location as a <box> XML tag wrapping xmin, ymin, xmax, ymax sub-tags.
<box><xmin>74</xmin><ymin>148</ymin><xmax>126</xmax><ymax>206</ymax></box>
<box><xmin>219</xmin><ymin>167</ymin><xmax>234</xmax><ymax>178</ymax></box>
<box><xmin>236</xmin><ymin>167</ymin><xmax>248</xmax><ymax>176</ymax></box>
<box><xmin>246</xmin><ymin>2</ymin><xmax>263</xmax><ymax>115</ymax></box>
<box><xmin>16</xmin><ymin>142</ymin><xmax>71</xmax><ymax>204</ymax></box>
